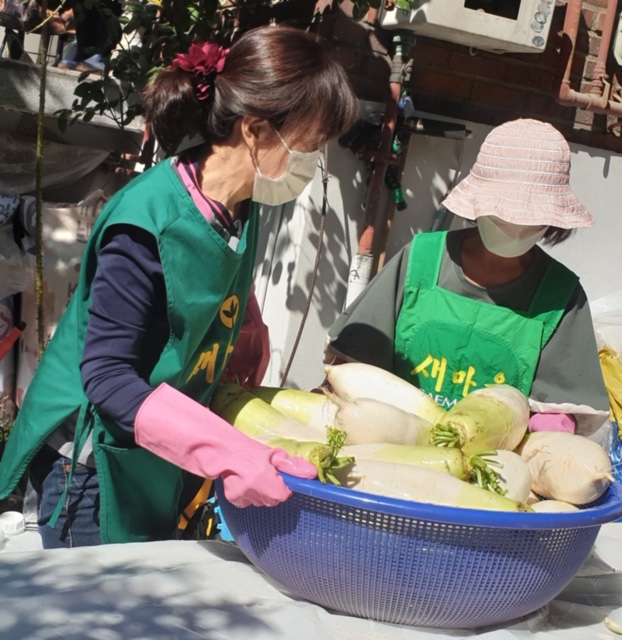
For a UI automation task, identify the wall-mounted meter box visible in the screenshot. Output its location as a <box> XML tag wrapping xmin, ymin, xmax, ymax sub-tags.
<box><xmin>379</xmin><ymin>0</ymin><xmax>555</xmax><ymax>54</ymax></box>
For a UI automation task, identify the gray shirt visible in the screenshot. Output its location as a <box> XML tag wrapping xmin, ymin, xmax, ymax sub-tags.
<box><xmin>327</xmin><ymin>229</ymin><xmax>609</xmax><ymax>412</ymax></box>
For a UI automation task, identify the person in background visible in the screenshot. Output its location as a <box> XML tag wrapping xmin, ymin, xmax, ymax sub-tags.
<box><xmin>325</xmin><ymin>118</ymin><xmax>610</xmax><ymax>436</ymax></box>
<box><xmin>0</xmin><ymin>25</ymin><xmax>359</xmax><ymax>548</ymax></box>
<box><xmin>57</xmin><ymin>0</ymin><xmax>122</xmax><ymax>73</ymax></box>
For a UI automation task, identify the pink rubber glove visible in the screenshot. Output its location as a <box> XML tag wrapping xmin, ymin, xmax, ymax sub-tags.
<box><xmin>135</xmin><ymin>383</ymin><xmax>317</xmax><ymax>507</ymax></box>
<box><xmin>222</xmin><ymin>288</ymin><xmax>270</xmax><ymax>389</ymax></box>
<box><xmin>528</xmin><ymin>412</ymin><xmax>577</xmax><ymax>434</ymax></box>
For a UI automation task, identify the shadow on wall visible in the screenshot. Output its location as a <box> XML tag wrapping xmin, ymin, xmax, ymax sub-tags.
<box><xmin>383</xmin><ymin>116</ymin><xmax>489</xmax><ymax>260</ymax></box>
<box><xmin>0</xmin><ymin>59</ymin><xmax>69</xmax><ymax>115</ymax></box>
<box><xmin>254</xmin><ymin>139</ymin><xmax>367</xmax><ymax>315</ymax></box>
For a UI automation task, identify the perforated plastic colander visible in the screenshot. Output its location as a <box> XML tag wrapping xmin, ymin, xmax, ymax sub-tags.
<box><xmin>216</xmin><ymin>476</ymin><xmax>622</xmax><ymax>629</ymax></box>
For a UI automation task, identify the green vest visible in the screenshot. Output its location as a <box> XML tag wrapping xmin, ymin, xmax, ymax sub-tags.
<box><xmin>0</xmin><ymin>160</ymin><xmax>259</xmax><ymax>543</ymax></box>
<box><xmin>394</xmin><ymin>231</ymin><xmax>578</xmax><ymax>409</ymax></box>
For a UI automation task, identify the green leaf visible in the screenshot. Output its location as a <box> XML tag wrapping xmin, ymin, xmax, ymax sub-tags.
<box><xmin>124</xmin><ymin>12</ymin><xmax>142</xmax><ymax>33</ymax></box>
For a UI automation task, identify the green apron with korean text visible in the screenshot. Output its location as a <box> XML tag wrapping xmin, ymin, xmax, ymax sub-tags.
<box><xmin>0</xmin><ymin>160</ymin><xmax>259</xmax><ymax>543</ymax></box>
<box><xmin>394</xmin><ymin>231</ymin><xmax>578</xmax><ymax>409</ymax></box>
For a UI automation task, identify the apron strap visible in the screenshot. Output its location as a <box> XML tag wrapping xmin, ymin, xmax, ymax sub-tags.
<box><xmin>407</xmin><ymin>231</ymin><xmax>447</xmax><ymax>289</ymax></box>
<box><xmin>528</xmin><ymin>259</ymin><xmax>579</xmax><ymax>346</ymax></box>
<box><xmin>48</xmin><ymin>403</ymin><xmax>94</xmax><ymax>528</ymax></box>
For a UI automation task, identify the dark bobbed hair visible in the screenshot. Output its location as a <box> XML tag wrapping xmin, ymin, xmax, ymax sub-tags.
<box><xmin>143</xmin><ymin>26</ymin><xmax>359</xmax><ymax>155</ymax></box>
<box><xmin>541</xmin><ymin>227</ymin><xmax>574</xmax><ymax>246</ymax></box>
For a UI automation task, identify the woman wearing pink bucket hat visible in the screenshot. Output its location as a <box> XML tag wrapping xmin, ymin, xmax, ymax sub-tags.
<box><xmin>326</xmin><ymin>118</ymin><xmax>609</xmax><ymax>436</ymax></box>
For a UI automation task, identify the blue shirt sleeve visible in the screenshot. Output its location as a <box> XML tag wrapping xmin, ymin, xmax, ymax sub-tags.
<box><xmin>80</xmin><ymin>224</ymin><xmax>169</xmax><ymax>432</ymax></box>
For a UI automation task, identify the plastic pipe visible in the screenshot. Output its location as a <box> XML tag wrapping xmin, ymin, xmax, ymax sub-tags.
<box><xmin>357</xmin><ymin>78</ymin><xmax>401</xmax><ymax>257</ymax></box>
<box><xmin>355</xmin><ymin>31</ymin><xmax>415</xmax><ymax>271</ymax></box>
<box><xmin>589</xmin><ymin>0</ymin><xmax>617</xmax><ymax>96</ymax></box>
<box><xmin>345</xmin><ymin>30</ymin><xmax>413</xmax><ymax>306</ymax></box>
<box><xmin>0</xmin><ymin>321</ymin><xmax>26</xmax><ymax>362</ymax></box>
<box><xmin>556</xmin><ymin>0</ymin><xmax>622</xmax><ymax>114</ymax></box>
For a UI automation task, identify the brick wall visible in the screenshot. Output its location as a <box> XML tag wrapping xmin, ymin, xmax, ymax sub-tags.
<box><xmin>310</xmin><ymin>1</ymin><xmax>622</xmax><ymax>152</ymax></box>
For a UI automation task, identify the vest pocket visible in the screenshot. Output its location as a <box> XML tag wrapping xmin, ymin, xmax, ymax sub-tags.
<box><xmin>95</xmin><ymin>443</ymin><xmax>184</xmax><ymax>544</ymax></box>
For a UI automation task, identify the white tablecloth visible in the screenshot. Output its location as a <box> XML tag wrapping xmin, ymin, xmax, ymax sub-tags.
<box><xmin>0</xmin><ymin>525</ymin><xmax>621</xmax><ymax>640</ymax></box>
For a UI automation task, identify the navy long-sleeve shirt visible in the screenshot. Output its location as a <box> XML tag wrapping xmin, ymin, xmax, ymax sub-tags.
<box><xmin>80</xmin><ymin>225</ymin><xmax>169</xmax><ymax>432</ymax></box>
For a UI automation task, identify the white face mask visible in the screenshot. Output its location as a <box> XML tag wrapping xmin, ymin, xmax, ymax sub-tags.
<box><xmin>251</xmin><ymin>129</ymin><xmax>320</xmax><ymax>207</ymax></box>
<box><xmin>478</xmin><ymin>216</ymin><xmax>548</xmax><ymax>258</ymax></box>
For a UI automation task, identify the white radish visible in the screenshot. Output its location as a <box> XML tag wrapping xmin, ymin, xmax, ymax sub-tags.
<box><xmin>431</xmin><ymin>384</ymin><xmax>529</xmax><ymax>456</ymax></box>
<box><xmin>518</xmin><ymin>431</ymin><xmax>614</xmax><ymax>505</ymax></box>
<box><xmin>483</xmin><ymin>450</ymin><xmax>532</xmax><ymax>503</ymax></box>
<box><xmin>210</xmin><ymin>383</ymin><xmax>325</xmax><ymax>441</ymax></box>
<box><xmin>531</xmin><ymin>500</ymin><xmax>580</xmax><ymax>513</ymax></box>
<box><xmin>325</xmin><ymin>391</ymin><xmax>432</xmax><ymax>446</ymax></box>
<box><xmin>332</xmin><ymin>458</ymin><xmax>531</xmax><ymax>512</ymax></box>
<box><xmin>324</xmin><ymin>362</ymin><xmax>446</xmax><ymax>424</ymax></box>
<box><xmin>253</xmin><ymin>434</ymin><xmax>350</xmax><ymax>485</ymax></box>
<box><xmin>526</xmin><ymin>491</ymin><xmax>540</xmax><ymax>506</ymax></box>
<box><xmin>250</xmin><ymin>386</ymin><xmax>338</xmax><ymax>431</ymax></box>
<box><xmin>342</xmin><ymin>443</ymin><xmax>472</xmax><ymax>481</ymax></box>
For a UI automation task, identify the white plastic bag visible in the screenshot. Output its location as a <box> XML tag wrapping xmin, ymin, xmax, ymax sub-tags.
<box><xmin>0</xmin><ymin>133</ymin><xmax>110</xmax><ymax>195</ymax></box>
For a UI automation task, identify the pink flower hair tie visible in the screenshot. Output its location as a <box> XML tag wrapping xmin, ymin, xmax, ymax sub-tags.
<box><xmin>172</xmin><ymin>42</ymin><xmax>229</xmax><ymax>102</ymax></box>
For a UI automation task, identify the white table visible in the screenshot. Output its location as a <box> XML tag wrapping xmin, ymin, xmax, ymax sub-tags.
<box><xmin>0</xmin><ymin>525</ymin><xmax>621</xmax><ymax>640</ymax></box>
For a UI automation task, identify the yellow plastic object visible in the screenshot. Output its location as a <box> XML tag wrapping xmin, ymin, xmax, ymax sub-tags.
<box><xmin>599</xmin><ymin>346</ymin><xmax>622</xmax><ymax>439</ymax></box>
<box><xmin>177</xmin><ymin>479</ymin><xmax>212</xmax><ymax>532</ymax></box>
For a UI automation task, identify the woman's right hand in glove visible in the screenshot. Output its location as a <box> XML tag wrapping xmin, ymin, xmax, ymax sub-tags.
<box><xmin>135</xmin><ymin>383</ymin><xmax>317</xmax><ymax>507</ymax></box>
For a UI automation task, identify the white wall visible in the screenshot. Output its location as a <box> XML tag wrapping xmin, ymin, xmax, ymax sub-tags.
<box><xmin>255</xmin><ymin>140</ymin><xmax>368</xmax><ymax>390</ymax></box>
<box><xmin>257</xmin><ymin>108</ymin><xmax>622</xmax><ymax>390</ymax></box>
<box><xmin>544</xmin><ymin>145</ymin><xmax>622</xmax><ymax>305</ymax></box>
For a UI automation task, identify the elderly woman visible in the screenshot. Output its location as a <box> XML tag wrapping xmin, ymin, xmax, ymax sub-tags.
<box><xmin>0</xmin><ymin>26</ymin><xmax>359</xmax><ymax>548</ymax></box>
<box><xmin>326</xmin><ymin>118</ymin><xmax>609</xmax><ymax>436</ymax></box>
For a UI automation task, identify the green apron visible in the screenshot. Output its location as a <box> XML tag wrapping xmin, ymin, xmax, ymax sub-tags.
<box><xmin>394</xmin><ymin>231</ymin><xmax>578</xmax><ymax>409</ymax></box>
<box><xmin>0</xmin><ymin>160</ymin><xmax>259</xmax><ymax>543</ymax></box>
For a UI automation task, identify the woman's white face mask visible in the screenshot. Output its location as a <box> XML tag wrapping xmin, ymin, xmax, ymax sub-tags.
<box><xmin>251</xmin><ymin>129</ymin><xmax>320</xmax><ymax>207</ymax></box>
<box><xmin>478</xmin><ymin>216</ymin><xmax>548</xmax><ymax>258</ymax></box>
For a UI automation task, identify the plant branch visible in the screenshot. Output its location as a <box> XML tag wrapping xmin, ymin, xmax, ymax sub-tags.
<box><xmin>35</xmin><ymin>4</ymin><xmax>50</xmax><ymax>358</ymax></box>
<box><xmin>27</xmin><ymin>0</ymin><xmax>70</xmax><ymax>34</ymax></box>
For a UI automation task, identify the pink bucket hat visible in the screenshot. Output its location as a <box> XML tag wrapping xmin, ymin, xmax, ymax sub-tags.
<box><xmin>441</xmin><ymin>118</ymin><xmax>593</xmax><ymax>229</ymax></box>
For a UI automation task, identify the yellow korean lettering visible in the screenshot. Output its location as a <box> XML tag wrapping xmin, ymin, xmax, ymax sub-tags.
<box><xmin>431</xmin><ymin>357</ymin><xmax>447</xmax><ymax>393</ymax></box>
<box><xmin>413</xmin><ymin>355</ymin><xmax>447</xmax><ymax>393</ymax></box>
<box><xmin>484</xmin><ymin>372</ymin><xmax>508</xmax><ymax>388</ymax></box>
<box><xmin>187</xmin><ymin>343</ymin><xmax>220</xmax><ymax>384</ymax></box>
<box><xmin>452</xmin><ymin>365</ymin><xmax>477</xmax><ymax>397</ymax></box>
<box><xmin>412</xmin><ymin>355</ymin><xmax>434</xmax><ymax>378</ymax></box>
